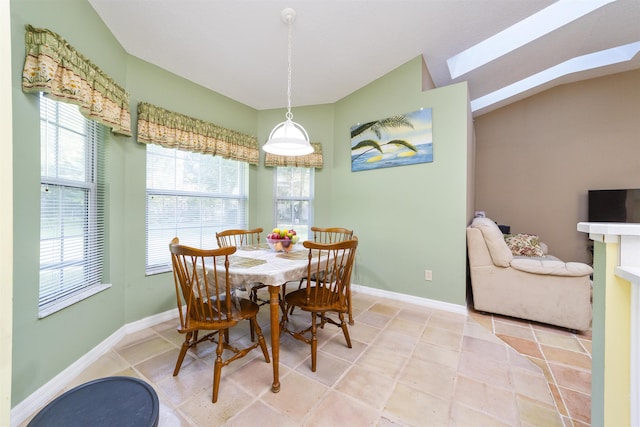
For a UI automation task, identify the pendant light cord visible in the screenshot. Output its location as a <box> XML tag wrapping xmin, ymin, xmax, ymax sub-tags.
<box><xmin>286</xmin><ymin>16</ymin><xmax>293</xmax><ymax>120</ymax></box>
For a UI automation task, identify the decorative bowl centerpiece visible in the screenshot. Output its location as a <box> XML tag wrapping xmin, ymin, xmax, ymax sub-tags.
<box><xmin>266</xmin><ymin>228</ymin><xmax>300</xmax><ymax>253</ymax></box>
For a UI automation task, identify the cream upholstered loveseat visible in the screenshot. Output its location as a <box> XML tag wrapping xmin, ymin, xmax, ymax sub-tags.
<box><xmin>467</xmin><ymin>217</ymin><xmax>592</xmax><ymax>331</ymax></box>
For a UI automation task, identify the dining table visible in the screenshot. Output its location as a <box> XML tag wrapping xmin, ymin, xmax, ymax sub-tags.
<box><xmin>206</xmin><ymin>242</ymin><xmax>313</xmax><ymax>393</ymax></box>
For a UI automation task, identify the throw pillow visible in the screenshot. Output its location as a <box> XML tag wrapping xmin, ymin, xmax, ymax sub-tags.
<box><xmin>504</xmin><ymin>233</ymin><xmax>545</xmax><ymax>257</ymax></box>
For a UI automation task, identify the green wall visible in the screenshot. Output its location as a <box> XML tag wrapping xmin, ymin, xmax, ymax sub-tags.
<box><xmin>333</xmin><ymin>57</ymin><xmax>471</xmax><ymax>302</ymax></box>
<box><xmin>11</xmin><ymin>0</ymin><xmax>129</xmax><ymax>405</ymax></box>
<box><xmin>10</xmin><ymin>0</ymin><xmax>471</xmax><ymax>407</ymax></box>
<box><xmin>10</xmin><ymin>0</ymin><xmax>260</xmax><ymax>405</ymax></box>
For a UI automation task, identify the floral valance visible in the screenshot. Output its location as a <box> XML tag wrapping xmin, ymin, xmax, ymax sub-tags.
<box><xmin>264</xmin><ymin>143</ymin><xmax>323</xmax><ymax>168</ymax></box>
<box><xmin>21</xmin><ymin>25</ymin><xmax>132</xmax><ymax>136</ymax></box>
<box><xmin>137</xmin><ymin>103</ymin><xmax>259</xmax><ymax>164</ymax></box>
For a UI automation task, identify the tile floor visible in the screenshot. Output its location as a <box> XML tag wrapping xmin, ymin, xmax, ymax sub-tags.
<box><xmin>20</xmin><ymin>290</ymin><xmax>592</xmax><ymax>426</ymax></box>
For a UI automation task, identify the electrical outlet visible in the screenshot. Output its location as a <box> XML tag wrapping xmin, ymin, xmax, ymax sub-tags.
<box><xmin>424</xmin><ymin>270</ymin><xmax>432</xmax><ymax>281</ymax></box>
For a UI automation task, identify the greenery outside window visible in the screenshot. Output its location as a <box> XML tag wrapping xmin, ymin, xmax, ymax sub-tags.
<box><xmin>39</xmin><ymin>94</ymin><xmax>108</xmax><ymax>317</ymax></box>
<box><xmin>146</xmin><ymin>144</ymin><xmax>249</xmax><ymax>274</ymax></box>
<box><xmin>274</xmin><ymin>167</ymin><xmax>314</xmax><ymax>241</ymax></box>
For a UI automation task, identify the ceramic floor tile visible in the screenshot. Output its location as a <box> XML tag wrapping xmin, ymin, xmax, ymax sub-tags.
<box><xmin>385</xmin><ymin>316</ymin><xmax>427</xmax><ymax>338</ymax></box>
<box><xmin>294</xmin><ymin>351</ymin><xmax>351</xmax><ymax>387</ymax></box>
<box><xmin>526</xmin><ymin>356</ymin><xmax>555</xmax><ymax>383</ymax></box>
<box><xmin>461</xmin><ymin>335</ymin><xmax>509</xmax><ymax>363</ymax></box>
<box><xmin>396</xmin><ymin>306</ymin><xmax>433</xmax><ymax>324</ymax></box>
<box><xmin>421</xmin><ymin>325</ymin><xmax>463</xmax><ymax>351</ymax></box>
<box><xmin>371</xmin><ymin>329</ymin><xmax>419</xmax><ymax>356</ymax></box>
<box><xmin>516</xmin><ymin>395</ymin><xmax>564</xmax><ymax>427</ymax></box>
<box><xmin>227</xmin><ymin>400</ymin><xmax>298</xmax><ymax>427</ymax></box>
<box><xmin>369</xmin><ymin>302</ymin><xmax>402</xmax><ymax>317</ymax></box>
<box><xmin>334</xmin><ymin>364</ymin><xmax>395</xmax><ymax>410</ymax></box>
<box><xmin>578</xmin><ymin>338</ymin><xmax>592</xmax><ymax>355</ymax></box>
<box><xmin>155</xmin><ymin>357</ymin><xmax>211</xmax><ymax>406</ymax></box>
<box><xmin>20</xmin><ymin>291</ymin><xmax>591</xmax><ymax>427</ymax></box>
<box><xmin>457</xmin><ymin>351</ymin><xmax>513</xmax><ymax>390</ymax></box>
<box><xmin>398</xmin><ymin>357</ymin><xmax>456</xmax><ymax>399</ymax></box>
<box><xmin>547</xmin><ymin>382</ymin><xmax>569</xmax><ymax>417</ymax></box>
<box><xmin>559</xmin><ymin>387</ymin><xmax>591</xmax><ymax>424</ymax></box>
<box><xmin>64</xmin><ymin>350</ymin><xmax>131</xmax><ymax>389</ymax></box>
<box><xmin>412</xmin><ymin>340</ymin><xmax>460</xmax><ymax>370</ymax></box>
<box><xmin>450</xmin><ymin>402</ymin><xmax>513</xmax><ymax>427</ymax></box>
<box><xmin>506</xmin><ymin>347</ymin><xmax>541</xmax><ymax>375</ymax></box>
<box><xmin>116</xmin><ymin>335</ymin><xmax>176</xmax><ymax>365</ymax></box>
<box><xmin>356</xmin><ymin>345</ymin><xmax>408</xmax><ymax>379</ymax></box>
<box><xmin>548</xmin><ymin>362</ymin><xmax>591</xmax><ymax>394</ymax></box>
<box><xmin>535</xmin><ymin>329</ymin><xmax>586</xmax><ymax>353</ymax></box>
<box><xmin>179</xmin><ymin>382</ymin><xmax>252</xmax><ymax>426</ymax></box>
<box><xmin>511</xmin><ymin>369</ymin><xmax>555</xmax><ymax>405</ymax></box>
<box><xmin>427</xmin><ymin>311</ymin><xmax>466</xmax><ymax>334</ymax></box>
<box><xmin>493</xmin><ymin>320</ymin><xmax>536</xmax><ymax>341</ymax></box>
<box><xmin>260</xmin><ymin>371</ymin><xmax>328</xmax><ymax>422</ymax></box>
<box><xmin>497</xmin><ymin>334</ymin><xmax>543</xmax><ymax>359</ymax></box>
<box><xmin>304</xmin><ymin>390</ymin><xmax>380</xmax><ymax>426</ymax></box>
<box><xmin>320</xmin><ymin>334</ymin><xmax>367</xmax><ymax>363</ymax></box>
<box><xmin>540</xmin><ymin>345</ymin><xmax>592</xmax><ymax>371</ymax></box>
<box><xmin>468</xmin><ymin>311</ymin><xmax>494</xmax><ymax>330</ymax></box>
<box><xmin>356</xmin><ymin>310</ymin><xmax>394</xmax><ymax>329</ymax></box>
<box><xmin>134</xmin><ymin>348</ymin><xmax>181</xmax><ymax>383</ymax></box>
<box><xmin>453</xmin><ymin>375</ymin><xmax>519</xmax><ymax>425</ymax></box>
<box><xmin>384</xmin><ymin>382</ymin><xmax>450</xmax><ymax>427</ymax></box>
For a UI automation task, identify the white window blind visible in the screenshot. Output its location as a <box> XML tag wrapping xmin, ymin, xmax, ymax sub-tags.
<box><xmin>274</xmin><ymin>167</ymin><xmax>314</xmax><ymax>241</ymax></box>
<box><xmin>39</xmin><ymin>94</ymin><xmax>106</xmax><ymax>315</ymax></box>
<box><xmin>146</xmin><ymin>144</ymin><xmax>249</xmax><ymax>274</ymax></box>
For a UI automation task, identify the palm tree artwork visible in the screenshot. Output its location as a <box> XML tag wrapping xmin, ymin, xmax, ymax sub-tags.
<box><xmin>350</xmin><ymin>108</ymin><xmax>433</xmax><ymax>172</ymax></box>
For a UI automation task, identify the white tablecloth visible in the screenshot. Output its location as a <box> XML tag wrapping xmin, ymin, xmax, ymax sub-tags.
<box><xmin>207</xmin><ymin>243</ymin><xmax>311</xmax><ymax>289</ymax></box>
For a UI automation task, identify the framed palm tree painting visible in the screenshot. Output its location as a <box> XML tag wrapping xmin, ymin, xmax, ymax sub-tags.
<box><xmin>350</xmin><ymin>108</ymin><xmax>433</xmax><ymax>172</ymax></box>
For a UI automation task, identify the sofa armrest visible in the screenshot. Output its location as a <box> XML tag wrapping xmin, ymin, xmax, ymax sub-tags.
<box><xmin>539</xmin><ymin>242</ymin><xmax>549</xmax><ymax>255</ymax></box>
<box><xmin>510</xmin><ymin>258</ymin><xmax>593</xmax><ymax>277</ymax></box>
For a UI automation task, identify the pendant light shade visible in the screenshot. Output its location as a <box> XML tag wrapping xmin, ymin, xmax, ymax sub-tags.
<box><xmin>263</xmin><ymin>8</ymin><xmax>313</xmax><ymax>156</ymax></box>
<box><xmin>263</xmin><ymin>116</ymin><xmax>312</xmax><ymax>156</ymax></box>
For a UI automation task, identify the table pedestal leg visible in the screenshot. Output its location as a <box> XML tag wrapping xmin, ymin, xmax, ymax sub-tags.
<box><xmin>269</xmin><ymin>285</ymin><xmax>280</xmax><ymax>393</ymax></box>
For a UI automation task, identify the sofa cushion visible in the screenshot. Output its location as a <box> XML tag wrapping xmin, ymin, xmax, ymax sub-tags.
<box><xmin>504</xmin><ymin>233</ymin><xmax>545</xmax><ymax>257</ymax></box>
<box><xmin>471</xmin><ymin>218</ymin><xmax>513</xmax><ymax>267</ymax></box>
<box><xmin>510</xmin><ymin>257</ymin><xmax>593</xmax><ymax>277</ymax></box>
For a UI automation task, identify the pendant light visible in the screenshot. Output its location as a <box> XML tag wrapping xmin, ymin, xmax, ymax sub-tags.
<box><xmin>263</xmin><ymin>8</ymin><xmax>314</xmax><ymax>156</ymax></box>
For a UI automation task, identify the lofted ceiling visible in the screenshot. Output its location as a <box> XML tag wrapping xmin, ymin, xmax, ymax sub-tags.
<box><xmin>88</xmin><ymin>0</ymin><xmax>640</xmax><ymax>116</ymax></box>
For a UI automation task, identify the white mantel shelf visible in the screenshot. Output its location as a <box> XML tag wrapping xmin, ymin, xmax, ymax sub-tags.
<box><xmin>578</xmin><ymin>222</ymin><xmax>640</xmax><ymax>283</ymax></box>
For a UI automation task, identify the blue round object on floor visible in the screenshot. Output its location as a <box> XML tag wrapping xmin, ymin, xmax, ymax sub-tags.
<box><xmin>28</xmin><ymin>376</ymin><xmax>159</xmax><ymax>427</ymax></box>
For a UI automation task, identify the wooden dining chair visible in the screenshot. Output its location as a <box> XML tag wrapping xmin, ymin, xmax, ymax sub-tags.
<box><xmin>280</xmin><ymin>237</ymin><xmax>358</xmax><ymax>372</ymax></box>
<box><xmin>216</xmin><ymin>227</ymin><xmax>263</xmax><ymax>248</ymax></box>
<box><xmin>169</xmin><ymin>237</ymin><xmax>270</xmax><ymax>403</ymax></box>
<box><xmin>216</xmin><ymin>228</ymin><xmax>264</xmax><ymax>302</ymax></box>
<box><xmin>286</xmin><ymin>227</ymin><xmax>355</xmax><ymax>323</ymax></box>
<box><xmin>216</xmin><ymin>228</ymin><xmax>267</xmax><ymax>341</ymax></box>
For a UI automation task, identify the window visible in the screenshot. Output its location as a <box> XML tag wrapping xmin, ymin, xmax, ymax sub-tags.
<box><xmin>39</xmin><ymin>94</ymin><xmax>107</xmax><ymax>317</ymax></box>
<box><xmin>274</xmin><ymin>167</ymin><xmax>314</xmax><ymax>241</ymax></box>
<box><xmin>146</xmin><ymin>144</ymin><xmax>249</xmax><ymax>274</ymax></box>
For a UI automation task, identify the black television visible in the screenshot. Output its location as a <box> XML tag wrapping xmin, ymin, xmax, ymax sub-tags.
<box><xmin>588</xmin><ymin>189</ymin><xmax>640</xmax><ymax>223</ymax></box>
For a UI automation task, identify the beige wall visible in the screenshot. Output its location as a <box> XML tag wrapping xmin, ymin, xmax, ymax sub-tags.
<box><xmin>474</xmin><ymin>69</ymin><xmax>640</xmax><ymax>264</ymax></box>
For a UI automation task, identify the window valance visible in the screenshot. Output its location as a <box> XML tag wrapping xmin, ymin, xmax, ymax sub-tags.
<box><xmin>264</xmin><ymin>143</ymin><xmax>323</xmax><ymax>168</ymax></box>
<box><xmin>137</xmin><ymin>102</ymin><xmax>259</xmax><ymax>165</ymax></box>
<box><xmin>22</xmin><ymin>25</ymin><xmax>132</xmax><ymax>136</ymax></box>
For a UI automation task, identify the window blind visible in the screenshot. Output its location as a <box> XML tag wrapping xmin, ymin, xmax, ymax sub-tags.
<box><xmin>39</xmin><ymin>94</ymin><xmax>106</xmax><ymax>314</ymax></box>
<box><xmin>146</xmin><ymin>144</ymin><xmax>249</xmax><ymax>274</ymax></box>
<box><xmin>274</xmin><ymin>167</ymin><xmax>314</xmax><ymax>241</ymax></box>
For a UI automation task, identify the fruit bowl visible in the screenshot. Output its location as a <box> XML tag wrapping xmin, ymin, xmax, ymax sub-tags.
<box><xmin>267</xmin><ymin>238</ymin><xmax>297</xmax><ymax>253</ymax></box>
<box><xmin>266</xmin><ymin>228</ymin><xmax>300</xmax><ymax>252</ymax></box>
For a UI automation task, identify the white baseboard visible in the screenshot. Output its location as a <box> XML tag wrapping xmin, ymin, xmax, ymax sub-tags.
<box><xmin>10</xmin><ymin>308</ymin><xmax>177</xmax><ymax>427</ymax></box>
<box><xmin>11</xmin><ymin>287</ymin><xmax>466</xmax><ymax>426</ymax></box>
<box><xmin>351</xmin><ymin>283</ymin><xmax>468</xmax><ymax>315</ymax></box>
